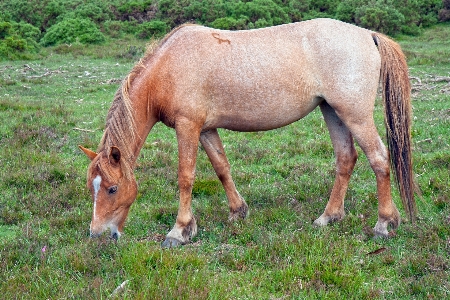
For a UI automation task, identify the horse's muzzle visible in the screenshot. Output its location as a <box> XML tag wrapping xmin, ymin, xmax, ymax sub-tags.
<box><xmin>89</xmin><ymin>231</ymin><xmax>102</xmax><ymax>238</ymax></box>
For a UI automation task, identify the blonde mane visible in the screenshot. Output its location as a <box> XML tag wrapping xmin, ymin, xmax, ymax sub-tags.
<box><xmin>97</xmin><ymin>77</ymin><xmax>137</xmax><ymax>180</ymax></box>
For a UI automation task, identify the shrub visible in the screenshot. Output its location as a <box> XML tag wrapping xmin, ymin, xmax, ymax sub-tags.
<box><xmin>118</xmin><ymin>0</ymin><xmax>154</xmax><ymax>14</ymax></box>
<box><xmin>210</xmin><ymin>16</ymin><xmax>248</xmax><ymax>30</ymax></box>
<box><xmin>210</xmin><ymin>17</ymin><xmax>239</xmax><ymax>30</ymax></box>
<box><xmin>335</xmin><ymin>0</ymin><xmax>443</xmax><ymax>35</ymax></box>
<box><xmin>439</xmin><ymin>0</ymin><xmax>450</xmax><ymax>21</ymax></box>
<box><xmin>398</xmin><ymin>0</ymin><xmax>442</xmax><ymax>31</ymax></box>
<box><xmin>0</xmin><ymin>36</ymin><xmax>33</xmax><ymax>60</ymax></box>
<box><xmin>309</xmin><ymin>0</ymin><xmax>340</xmax><ymax>16</ymax></box>
<box><xmin>157</xmin><ymin>0</ymin><xmax>191</xmax><ymax>26</ymax></box>
<box><xmin>0</xmin><ymin>20</ymin><xmax>40</xmax><ymax>60</ymax></box>
<box><xmin>254</xmin><ymin>17</ymin><xmax>271</xmax><ymax>28</ymax></box>
<box><xmin>11</xmin><ymin>22</ymin><xmax>41</xmax><ymax>45</ymax></box>
<box><xmin>241</xmin><ymin>0</ymin><xmax>290</xmax><ymax>26</ymax></box>
<box><xmin>286</xmin><ymin>0</ymin><xmax>310</xmax><ymax>22</ymax></box>
<box><xmin>63</xmin><ymin>3</ymin><xmax>111</xmax><ymax>24</ymax></box>
<box><xmin>183</xmin><ymin>0</ymin><xmax>227</xmax><ymax>24</ymax></box>
<box><xmin>41</xmin><ymin>18</ymin><xmax>105</xmax><ymax>46</ymax></box>
<box><xmin>0</xmin><ymin>0</ymin><xmax>46</xmax><ymax>30</ymax></box>
<box><xmin>136</xmin><ymin>20</ymin><xmax>169</xmax><ymax>39</ymax></box>
<box><xmin>115</xmin><ymin>0</ymin><xmax>157</xmax><ymax>24</ymax></box>
<box><xmin>355</xmin><ymin>2</ymin><xmax>405</xmax><ymax>35</ymax></box>
<box><xmin>335</xmin><ymin>0</ymin><xmax>363</xmax><ymax>23</ymax></box>
<box><xmin>103</xmin><ymin>20</ymin><xmax>125</xmax><ymax>38</ymax></box>
<box><xmin>0</xmin><ymin>21</ymin><xmax>12</xmax><ymax>39</ymax></box>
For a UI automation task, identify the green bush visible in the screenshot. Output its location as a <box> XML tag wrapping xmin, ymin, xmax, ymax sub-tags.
<box><xmin>210</xmin><ymin>16</ymin><xmax>248</xmax><ymax>30</ymax></box>
<box><xmin>244</xmin><ymin>0</ymin><xmax>290</xmax><ymax>26</ymax></box>
<box><xmin>210</xmin><ymin>17</ymin><xmax>239</xmax><ymax>30</ymax></box>
<box><xmin>103</xmin><ymin>20</ymin><xmax>125</xmax><ymax>38</ymax></box>
<box><xmin>335</xmin><ymin>0</ymin><xmax>362</xmax><ymax>23</ymax></box>
<box><xmin>41</xmin><ymin>18</ymin><xmax>105</xmax><ymax>46</ymax></box>
<box><xmin>117</xmin><ymin>0</ymin><xmax>154</xmax><ymax>14</ymax></box>
<box><xmin>183</xmin><ymin>0</ymin><xmax>227</xmax><ymax>24</ymax></box>
<box><xmin>355</xmin><ymin>2</ymin><xmax>405</xmax><ymax>35</ymax></box>
<box><xmin>11</xmin><ymin>22</ymin><xmax>41</xmax><ymax>45</ymax></box>
<box><xmin>136</xmin><ymin>20</ymin><xmax>169</xmax><ymax>39</ymax></box>
<box><xmin>157</xmin><ymin>0</ymin><xmax>191</xmax><ymax>26</ymax></box>
<box><xmin>440</xmin><ymin>7</ymin><xmax>450</xmax><ymax>21</ymax></box>
<box><xmin>309</xmin><ymin>0</ymin><xmax>340</xmax><ymax>16</ymax></box>
<box><xmin>0</xmin><ymin>21</ymin><xmax>12</xmax><ymax>39</ymax></box>
<box><xmin>0</xmin><ymin>20</ymin><xmax>40</xmax><ymax>60</ymax></box>
<box><xmin>398</xmin><ymin>0</ymin><xmax>443</xmax><ymax>34</ymax></box>
<box><xmin>335</xmin><ymin>0</ymin><xmax>444</xmax><ymax>35</ymax></box>
<box><xmin>285</xmin><ymin>0</ymin><xmax>310</xmax><ymax>22</ymax></box>
<box><xmin>0</xmin><ymin>36</ymin><xmax>32</xmax><ymax>60</ymax></box>
<box><xmin>64</xmin><ymin>3</ymin><xmax>112</xmax><ymax>23</ymax></box>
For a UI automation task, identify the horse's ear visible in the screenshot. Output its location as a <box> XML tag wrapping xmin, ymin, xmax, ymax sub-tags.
<box><xmin>79</xmin><ymin>145</ymin><xmax>97</xmax><ymax>161</ymax></box>
<box><xmin>109</xmin><ymin>146</ymin><xmax>121</xmax><ymax>167</ymax></box>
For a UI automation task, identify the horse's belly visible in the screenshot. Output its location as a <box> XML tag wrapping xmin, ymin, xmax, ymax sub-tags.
<box><xmin>205</xmin><ymin>94</ymin><xmax>321</xmax><ymax>132</ymax></box>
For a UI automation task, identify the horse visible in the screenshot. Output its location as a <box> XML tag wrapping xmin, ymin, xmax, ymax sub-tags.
<box><xmin>79</xmin><ymin>18</ymin><xmax>416</xmax><ymax>247</ymax></box>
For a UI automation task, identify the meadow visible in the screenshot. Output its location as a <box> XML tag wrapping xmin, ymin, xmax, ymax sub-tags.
<box><xmin>0</xmin><ymin>24</ymin><xmax>449</xmax><ymax>299</ymax></box>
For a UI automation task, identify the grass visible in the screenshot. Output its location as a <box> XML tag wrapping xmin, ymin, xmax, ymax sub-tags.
<box><xmin>1</xmin><ymin>24</ymin><xmax>449</xmax><ymax>299</ymax></box>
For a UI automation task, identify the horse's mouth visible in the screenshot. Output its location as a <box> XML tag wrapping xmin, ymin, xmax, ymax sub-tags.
<box><xmin>90</xmin><ymin>222</ymin><xmax>121</xmax><ymax>240</ymax></box>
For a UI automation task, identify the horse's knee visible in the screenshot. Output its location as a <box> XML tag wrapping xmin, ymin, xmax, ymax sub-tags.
<box><xmin>178</xmin><ymin>171</ymin><xmax>195</xmax><ymax>192</ymax></box>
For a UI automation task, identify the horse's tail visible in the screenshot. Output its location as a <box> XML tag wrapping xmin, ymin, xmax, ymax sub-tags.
<box><xmin>372</xmin><ymin>32</ymin><xmax>417</xmax><ymax>223</ymax></box>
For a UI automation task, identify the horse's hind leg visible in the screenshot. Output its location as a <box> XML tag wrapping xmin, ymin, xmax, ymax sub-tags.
<box><xmin>340</xmin><ymin>113</ymin><xmax>400</xmax><ymax>237</ymax></box>
<box><xmin>200</xmin><ymin>129</ymin><xmax>248</xmax><ymax>220</ymax></box>
<box><xmin>314</xmin><ymin>102</ymin><xmax>358</xmax><ymax>226</ymax></box>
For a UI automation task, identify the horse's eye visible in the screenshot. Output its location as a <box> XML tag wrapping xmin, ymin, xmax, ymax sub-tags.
<box><xmin>108</xmin><ymin>186</ymin><xmax>118</xmax><ymax>195</ymax></box>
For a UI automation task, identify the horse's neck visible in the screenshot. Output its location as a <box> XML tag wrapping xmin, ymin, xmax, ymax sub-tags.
<box><xmin>127</xmin><ymin>80</ymin><xmax>158</xmax><ymax>164</ymax></box>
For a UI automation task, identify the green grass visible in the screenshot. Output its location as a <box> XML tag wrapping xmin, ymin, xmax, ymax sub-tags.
<box><xmin>1</xmin><ymin>25</ymin><xmax>449</xmax><ymax>299</ymax></box>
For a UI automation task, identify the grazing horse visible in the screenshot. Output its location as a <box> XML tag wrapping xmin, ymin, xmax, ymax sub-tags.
<box><xmin>79</xmin><ymin>18</ymin><xmax>416</xmax><ymax>247</ymax></box>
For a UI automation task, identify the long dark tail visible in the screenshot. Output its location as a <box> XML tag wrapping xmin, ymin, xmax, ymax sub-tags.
<box><xmin>372</xmin><ymin>32</ymin><xmax>417</xmax><ymax>223</ymax></box>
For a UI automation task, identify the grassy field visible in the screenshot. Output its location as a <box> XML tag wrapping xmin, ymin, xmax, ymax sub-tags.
<box><xmin>1</xmin><ymin>24</ymin><xmax>449</xmax><ymax>299</ymax></box>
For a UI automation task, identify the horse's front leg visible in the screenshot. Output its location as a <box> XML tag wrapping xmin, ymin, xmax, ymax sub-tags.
<box><xmin>162</xmin><ymin>118</ymin><xmax>201</xmax><ymax>248</ymax></box>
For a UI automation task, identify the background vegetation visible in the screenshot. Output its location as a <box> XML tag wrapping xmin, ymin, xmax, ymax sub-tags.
<box><xmin>0</xmin><ymin>1</ymin><xmax>449</xmax><ymax>299</ymax></box>
<box><xmin>1</xmin><ymin>0</ymin><xmax>450</xmax><ymax>60</ymax></box>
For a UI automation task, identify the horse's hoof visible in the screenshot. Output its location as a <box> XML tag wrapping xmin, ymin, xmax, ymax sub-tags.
<box><xmin>373</xmin><ymin>219</ymin><xmax>391</xmax><ymax>237</ymax></box>
<box><xmin>161</xmin><ymin>237</ymin><xmax>183</xmax><ymax>248</ymax></box>
<box><xmin>373</xmin><ymin>213</ymin><xmax>400</xmax><ymax>238</ymax></box>
<box><xmin>229</xmin><ymin>201</ymin><xmax>249</xmax><ymax>221</ymax></box>
<box><xmin>313</xmin><ymin>212</ymin><xmax>344</xmax><ymax>227</ymax></box>
<box><xmin>373</xmin><ymin>230</ymin><xmax>389</xmax><ymax>238</ymax></box>
<box><xmin>313</xmin><ymin>215</ymin><xmax>329</xmax><ymax>227</ymax></box>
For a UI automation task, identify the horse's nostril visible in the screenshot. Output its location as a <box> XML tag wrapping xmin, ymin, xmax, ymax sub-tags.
<box><xmin>111</xmin><ymin>232</ymin><xmax>119</xmax><ymax>240</ymax></box>
<box><xmin>90</xmin><ymin>231</ymin><xmax>101</xmax><ymax>238</ymax></box>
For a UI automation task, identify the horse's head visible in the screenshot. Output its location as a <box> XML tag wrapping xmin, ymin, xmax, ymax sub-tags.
<box><xmin>79</xmin><ymin>145</ymin><xmax>137</xmax><ymax>240</ymax></box>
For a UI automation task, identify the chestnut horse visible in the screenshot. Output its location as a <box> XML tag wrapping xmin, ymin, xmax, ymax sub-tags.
<box><xmin>79</xmin><ymin>18</ymin><xmax>416</xmax><ymax>247</ymax></box>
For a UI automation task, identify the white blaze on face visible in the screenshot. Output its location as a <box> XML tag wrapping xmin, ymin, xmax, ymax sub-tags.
<box><xmin>92</xmin><ymin>175</ymin><xmax>102</xmax><ymax>221</ymax></box>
